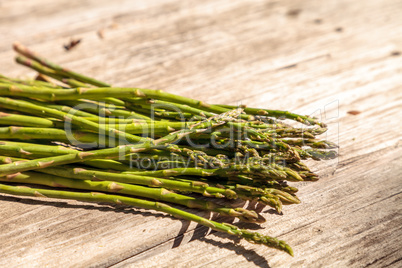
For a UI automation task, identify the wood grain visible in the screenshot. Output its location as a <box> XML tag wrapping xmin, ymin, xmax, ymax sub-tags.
<box><xmin>0</xmin><ymin>0</ymin><xmax>401</xmax><ymax>267</ymax></box>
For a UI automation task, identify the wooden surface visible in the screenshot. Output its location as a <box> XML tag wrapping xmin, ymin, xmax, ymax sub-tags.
<box><xmin>0</xmin><ymin>0</ymin><xmax>401</xmax><ymax>267</ymax></box>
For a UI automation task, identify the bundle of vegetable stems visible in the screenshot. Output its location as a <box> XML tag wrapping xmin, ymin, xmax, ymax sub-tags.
<box><xmin>0</xmin><ymin>42</ymin><xmax>337</xmax><ymax>256</ymax></box>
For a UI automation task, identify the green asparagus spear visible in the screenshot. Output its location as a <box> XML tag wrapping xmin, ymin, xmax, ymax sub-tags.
<box><xmin>13</xmin><ymin>42</ymin><xmax>110</xmax><ymax>87</ymax></box>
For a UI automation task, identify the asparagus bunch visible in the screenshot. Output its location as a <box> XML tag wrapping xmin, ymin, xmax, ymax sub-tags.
<box><xmin>0</xmin><ymin>43</ymin><xmax>338</xmax><ymax>256</ymax></box>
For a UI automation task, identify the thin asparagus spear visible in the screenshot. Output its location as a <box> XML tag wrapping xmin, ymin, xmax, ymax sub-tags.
<box><xmin>0</xmin><ymin>76</ymin><xmax>61</xmax><ymax>89</ymax></box>
<box><xmin>13</xmin><ymin>42</ymin><xmax>110</xmax><ymax>87</ymax></box>
<box><xmin>14</xmin><ymin>56</ymin><xmax>128</xmax><ymax>107</ymax></box>
<box><xmin>27</xmin><ymin>99</ymin><xmax>99</xmax><ymax>118</ymax></box>
<box><xmin>0</xmin><ymin>140</ymin><xmax>78</xmax><ymax>158</ymax></box>
<box><xmin>13</xmin><ymin>56</ymin><xmax>68</xmax><ymax>85</ymax></box>
<box><xmin>56</xmin><ymin>77</ymin><xmax>125</xmax><ymax>106</ymax></box>
<box><xmin>0</xmin><ymin>112</ymin><xmax>56</xmax><ymax>127</ymax></box>
<box><xmin>130</xmin><ymin>98</ymin><xmax>214</xmax><ymax>118</ymax></box>
<box><xmin>0</xmin><ymin>155</ymin><xmax>136</xmax><ymax>174</ymax></box>
<box><xmin>59</xmin><ymin>100</ymin><xmax>152</xmax><ymax>120</ymax></box>
<box><xmin>0</xmin><ymin>183</ymin><xmax>293</xmax><ymax>255</ymax></box>
<box><xmin>83</xmin><ymin>117</ymin><xmax>149</xmax><ymax>124</ymax></box>
<box><xmin>0</xmin><ymin>127</ymin><xmax>116</xmax><ymax>147</ymax></box>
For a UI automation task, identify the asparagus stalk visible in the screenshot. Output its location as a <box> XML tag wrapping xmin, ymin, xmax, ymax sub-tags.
<box><xmin>0</xmin><ymin>127</ymin><xmax>115</xmax><ymax>148</ymax></box>
<box><xmin>11</xmin><ymin>56</ymin><xmax>129</xmax><ymax>107</ymax></box>
<box><xmin>60</xmin><ymin>99</ymin><xmax>152</xmax><ymax>120</ymax></box>
<box><xmin>0</xmin><ymin>76</ymin><xmax>61</xmax><ymax>89</ymax></box>
<box><xmin>13</xmin><ymin>42</ymin><xmax>110</xmax><ymax>87</ymax></box>
<box><xmin>0</xmin><ymin>140</ymin><xmax>78</xmax><ymax>158</ymax></box>
<box><xmin>53</xmin><ymin>77</ymin><xmax>125</xmax><ymax>106</ymax></box>
<box><xmin>83</xmin><ymin>117</ymin><xmax>149</xmax><ymax>124</ymax></box>
<box><xmin>0</xmin><ymin>154</ymin><xmax>136</xmax><ymax>174</ymax></box>
<box><xmin>28</xmin><ymin>99</ymin><xmax>100</xmax><ymax>118</ymax></box>
<box><xmin>130</xmin><ymin>98</ymin><xmax>214</xmax><ymax>118</ymax></box>
<box><xmin>0</xmin><ymin>112</ymin><xmax>56</xmax><ymax>127</ymax></box>
<box><xmin>13</xmin><ymin>56</ymin><xmax>68</xmax><ymax>85</ymax></box>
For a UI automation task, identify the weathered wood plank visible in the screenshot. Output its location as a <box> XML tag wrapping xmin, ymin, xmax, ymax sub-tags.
<box><xmin>0</xmin><ymin>0</ymin><xmax>401</xmax><ymax>267</ymax></box>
